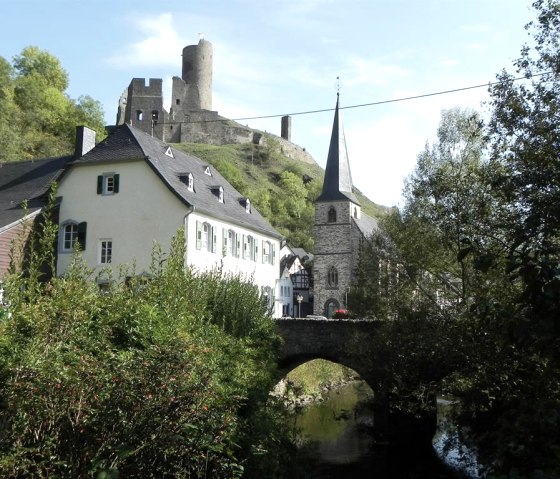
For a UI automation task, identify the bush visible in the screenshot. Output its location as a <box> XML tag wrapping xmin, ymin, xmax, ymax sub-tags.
<box><xmin>0</xmin><ymin>216</ymin><xmax>285</xmax><ymax>477</ymax></box>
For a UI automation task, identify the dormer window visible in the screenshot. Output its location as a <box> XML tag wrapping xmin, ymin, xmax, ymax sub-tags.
<box><xmin>178</xmin><ymin>173</ymin><xmax>194</xmax><ymax>192</ymax></box>
<box><xmin>165</xmin><ymin>146</ymin><xmax>174</xmax><ymax>158</ymax></box>
<box><xmin>211</xmin><ymin>186</ymin><xmax>224</xmax><ymax>203</ymax></box>
<box><xmin>204</xmin><ymin>166</ymin><xmax>212</xmax><ymax>176</ymax></box>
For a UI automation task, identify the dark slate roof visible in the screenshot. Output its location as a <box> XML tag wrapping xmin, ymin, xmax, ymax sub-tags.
<box><xmin>71</xmin><ymin>124</ymin><xmax>282</xmax><ymax>239</ymax></box>
<box><xmin>353</xmin><ymin>212</ymin><xmax>379</xmax><ymax>237</ymax></box>
<box><xmin>316</xmin><ymin>95</ymin><xmax>360</xmax><ymax>205</ymax></box>
<box><xmin>0</xmin><ymin>156</ymin><xmax>72</xmax><ymax>229</ymax></box>
<box><xmin>291</xmin><ymin>247</ymin><xmax>313</xmax><ymax>263</ymax></box>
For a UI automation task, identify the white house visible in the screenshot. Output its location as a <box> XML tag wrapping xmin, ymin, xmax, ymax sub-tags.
<box><xmin>56</xmin><ymin>125</ymin><xmax>283</xmax><ymax>311</ymax></box>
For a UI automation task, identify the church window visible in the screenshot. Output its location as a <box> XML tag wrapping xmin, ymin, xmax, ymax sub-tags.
<box><xmin>328</xmin><ymin>207</ymin><xmax>337</xmax><ymax>223</ymax></box>
<box><xmin>327</xmin><ymin>266</ymin><xmax>339</xmax><ymax>287</ymax></box>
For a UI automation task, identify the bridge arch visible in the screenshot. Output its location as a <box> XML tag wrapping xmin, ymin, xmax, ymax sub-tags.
<box><xmin>274</xmin><ymin>318</ymin><xmax>437</xmax><ymax>439</ymax></box>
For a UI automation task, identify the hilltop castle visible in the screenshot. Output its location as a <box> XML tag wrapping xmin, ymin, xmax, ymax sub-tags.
<box><xmin>115</xmin><ymin>39</ymin><xmax>314</xmax><ymax>165</ymax></box>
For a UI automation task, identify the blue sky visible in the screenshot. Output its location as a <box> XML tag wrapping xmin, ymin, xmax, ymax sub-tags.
<box><xmin>2</xmin><ymin>0</ymin><xmax>536</xmax><ymax>206</ymax></box>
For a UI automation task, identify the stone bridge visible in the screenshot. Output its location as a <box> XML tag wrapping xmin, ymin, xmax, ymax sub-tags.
<box><xmin>274</xmin><ymin>318</ymin><xmax>382</xmax><ymax>381</ymax></box>
<box><xmin>273</xmin><ymin>318</ymin><xmax>437</xmax><ymax>440</ymax></box>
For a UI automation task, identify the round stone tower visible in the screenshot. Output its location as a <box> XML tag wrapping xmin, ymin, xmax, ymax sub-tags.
<box><xmin>181</xmin><ymin>39</ymin><xmax>213</xmax><ymax>110</ymax></box>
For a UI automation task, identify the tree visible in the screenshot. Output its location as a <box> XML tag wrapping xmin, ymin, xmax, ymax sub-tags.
<box><xmin>0</xmin><ymin>47</ymin><xmax>106</xmax><ymax>163</ymax></box>
<box><xmin>0</xmin><ymin>197</ymin><xmax>293</xmax><ymax>478</ymax></box>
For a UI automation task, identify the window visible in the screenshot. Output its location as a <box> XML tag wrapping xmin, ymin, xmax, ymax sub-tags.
<box><xmin>211</xmin><ymin>186</ymin><xmax>224</xmax><ymax>203</ymax></box>
<box><xmin>245</xmin><ymin>198</ymin><xmax>251</xmax><ymax>214</ymax></box>
<box><xmin>97</xmin><ymin>173</ymin><xmax>120</xmax><ymax>195</ymax></box>
<box><xmin>136</xmin><ymin>110</ymin><xmax>143</xmax><ymax>121</ymax></box>
<box><xmin>228</xmin><ymin>229</ymin><xmax>236</xmax><ymax>256</ymax></box>
<box><xmin>178</xmin><ymin>173</ymin><xmax>193</xmax><ymax>191</ymax></box>
<box><xmin>60</xmin><ymin>221</ymin><xmax>87</xmax><ymax>252</ymax></box>
<box><xmin>152</xmin><ymin>110</ymin><xmax>159</xmax><ymax>121</ymax></box>
<box><xmin>165</xmin><ymin>146</ymin><xmax>174</xmax><ymax>158</ymax></box>
<box><xmin>204</xmin><ymin>166</ymin><xmax>212</xmax><ymax>176</ymax></box>
<box><xmin>328</xmin><ymin>207</ymin><xmax>337</xmax><ymax>223</ymax></box>
<box><xmin>243</xmin><ymin>235</ymin><xmax>257</xmax><ymax>261</ymax></box>
<box><xmin>262</xmin><ymin>240</ymin><xmax>271</xmax><ymax>264</ymax></box>
<box><xmin>63</xmin><ymin>223</ymin><xmax>78</xmax><ymax>251</ymax></box>
<box><xmin>196</xmin><ymin>221</ymin><xmax>216</xmax><ymax>252</ymax></box>
<box><xmin>327</xmin><ymin>266</ymin><xmax>339</xmax><ymax>287</ymax></box>
<box><xmin>99</xmin><ymin>240</ymin><xmax>112</xmax><ymax>264</ymax></box>
<box><xmin>353</xmin><ymin>207</ymin><xmax>358</xmax><ymax>218</ymax></box>
<box><xmin>176</xmin><ymin>98</ymin><xmax>180</xmax><ymax>105</ymax></box>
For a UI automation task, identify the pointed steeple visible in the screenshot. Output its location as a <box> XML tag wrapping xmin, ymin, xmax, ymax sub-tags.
<box><xmin>316</xmin><ymin>94</ymin><xmax>360</xmax><ymax>205</ymax></box>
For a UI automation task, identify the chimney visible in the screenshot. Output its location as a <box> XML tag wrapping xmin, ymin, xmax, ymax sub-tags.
<box><xmin>281</xmin><ymin>115</ymin><xmax>292</xmax><ymax>141</ymax></box>
<box><xmin>75</xmin><ymin>126</ymin><xmax>96</xmax><ymax>158</ymax></box>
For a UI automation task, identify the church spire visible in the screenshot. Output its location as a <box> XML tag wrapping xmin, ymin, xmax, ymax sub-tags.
<box><xmin>316</xmin><ymin>94</ymin><xmax>360</xmax><ymax>205</ymax></box>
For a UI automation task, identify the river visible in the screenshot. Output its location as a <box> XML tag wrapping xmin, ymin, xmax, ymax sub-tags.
<box><xmin>291</xmin><ymin>380</ymin><xmax>469</xmax><ymax>478</ymax></box>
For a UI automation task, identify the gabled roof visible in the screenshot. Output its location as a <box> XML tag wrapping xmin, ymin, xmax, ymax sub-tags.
<box><xmin>0</xmin><ymin>156</ymin><xmax>72</xmax><ymax>229</ymax></box>
<box><xmin>71</xmin><ymin>124</ymin><xmax>282</xmax><ymax>239</ymax></box>
<box><xmin>316</xmin><ymin>95</ymin><xmax>360</xmax><ymax>205</ymax></box>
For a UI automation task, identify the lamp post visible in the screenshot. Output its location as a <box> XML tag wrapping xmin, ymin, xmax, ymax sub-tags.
<box><xmin>296</xmin><ymin>294</ymin><xmax>303</xmax><ymax>318</ymax></box>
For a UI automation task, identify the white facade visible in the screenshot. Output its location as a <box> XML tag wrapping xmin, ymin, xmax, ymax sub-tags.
<box><xmin>56</xmin><ymin>159</ymin><xmax>281</xmax><ymax>302</ymax></box>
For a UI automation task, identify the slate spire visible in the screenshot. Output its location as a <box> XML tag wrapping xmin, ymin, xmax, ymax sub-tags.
<box><xmin>316</xmin><ymin>94</ymin><xmax>360</xmax><ymax>204</ymax></box>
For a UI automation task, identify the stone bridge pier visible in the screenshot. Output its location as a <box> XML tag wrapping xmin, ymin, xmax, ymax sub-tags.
<box><xmin>274</xmin><ymin>318</ymin><xmax>436</xmax><ymax>442</ymax></box>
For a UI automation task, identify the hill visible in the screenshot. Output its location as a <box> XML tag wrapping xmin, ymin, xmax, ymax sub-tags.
<box><xmin>173</xmin><ymin>134</ymin><xmax>388</xmax><ymax>252</ymax></box>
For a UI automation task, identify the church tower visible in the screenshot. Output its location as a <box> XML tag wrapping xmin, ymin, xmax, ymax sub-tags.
<box><xmin>313</xmin><ymin>94</ymin><xmax>364</xmax><ymax>317</ymax></box>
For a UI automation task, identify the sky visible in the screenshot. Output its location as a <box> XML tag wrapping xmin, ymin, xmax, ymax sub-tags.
<box><xmin>2</xmin><ymin>0</ymin><xmax>537</xmax><ymax>207</ymax></box>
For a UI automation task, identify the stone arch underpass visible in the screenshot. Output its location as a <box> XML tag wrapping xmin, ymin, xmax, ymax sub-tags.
<box><xmin>273</xmin><ymin>318</ymin><xmax>437</xmax><ymax>440</ymax></box>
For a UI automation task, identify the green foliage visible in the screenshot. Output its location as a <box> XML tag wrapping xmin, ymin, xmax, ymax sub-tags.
<box><xmin>284</xmin><ymin>360</ymin><xmax>355</xmax><ymax>397</ymax></box>
<box><xmin>0</xmin><ymin>201</ymin><xmax>293</xmax><ymax>477</ymax></box>
<box><xmin>174</xmin><ymin>139</ymin><xmax>386</xmax><ymax>253</ymax></box>
<box><xmin>0</xmin><ymin>46</ymin><xmax>106</xmax><ymax>163</ymax></box>
<box><xmin>352</xmin><ymin>11</ymin><xmax>560</xmax><ymax>474</ymax></box>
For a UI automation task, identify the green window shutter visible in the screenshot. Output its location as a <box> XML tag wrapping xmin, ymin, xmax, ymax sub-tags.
<box><xmin>77</xmin><ymin>222</ymin><xmax>87</xmax><ymax>250</ymax></box>
<box><xmin>222</xmin><ymin>228</ymin><xmax>227</xmax><ymax>255</ymax></box>
<box><xmin>262</xmin><ymin>240</ymin><xmax>266</xmax><ymax>263</ymax></box>
<box><xmin>242</xmin><ymin>234</ymin><xmax>247</xmax><ymax>259</ymax></box>
<box><xmin>211</xmin><ymin>227</ymin><xmax>217</xmax><ymax>253</ymax></box>
<box><xmin>196</xmin><ymin>221</ymin><xmax>202</xmax><ymax>250</ymax></box>
<box><xmin>236</xmin><ymin>235</ymin><xmax>241</xmax><ymax>258</ymax></box>
<box><xmin>113</xmin><ymin>174</ymin><xmax>120</xmax><ymax>193</ymax></box>
<box><xmin>97</xmin><ymin>175</ymin><xmax>103</xmax><ymax>194</ymax></box>
<box><xmin>254</xmin><ymin>240</ymin><xmax>258</xmax><ymax>262</ymax></box>
<box><xmin>271</xmin><ymin>243</ymin><xmax>276</xmax><ymax>265</ymax></box>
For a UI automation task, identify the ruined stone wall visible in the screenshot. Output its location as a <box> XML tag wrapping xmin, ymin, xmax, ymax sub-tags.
<box><xmin>123</xmin><ymin>78</ymin><xmax>166</xmax><ymax>139</ymax></box>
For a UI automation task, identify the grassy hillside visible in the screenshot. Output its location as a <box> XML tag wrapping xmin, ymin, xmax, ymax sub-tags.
<box><xmin>173</xmin><ymin>136</ymin><xmax>387</xmax><ymax>252</ymax></box>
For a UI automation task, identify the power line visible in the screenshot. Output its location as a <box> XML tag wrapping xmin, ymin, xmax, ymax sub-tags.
<box><xmin>228</xmin><ymin>71</ymin><xmax>552</xmax><ymax>122</ymax></box>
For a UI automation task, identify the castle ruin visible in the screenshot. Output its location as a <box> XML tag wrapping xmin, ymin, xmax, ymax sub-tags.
<box><xmin>116</xmin><ymin>39</ymin><xmax>315</xmax><ymax>164</ymax></box>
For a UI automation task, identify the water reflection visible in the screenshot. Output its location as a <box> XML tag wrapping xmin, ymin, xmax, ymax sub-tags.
<box><xmin>293</xmin><ymin>380</ymin><xmax>461</xmax><ymax>479</ymax></box>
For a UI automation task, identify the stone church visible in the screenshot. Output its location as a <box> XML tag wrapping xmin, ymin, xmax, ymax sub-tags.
<box><xmin>313</xmin><ymin>95</ymin><xmax>379</xmax><ymax>317</ymax></box>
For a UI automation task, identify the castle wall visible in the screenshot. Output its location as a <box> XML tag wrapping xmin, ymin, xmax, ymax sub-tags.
<box><xmin>124</xmin><ymin>78</ymin><xmax>166</xmax><ymax>139</ymax></box>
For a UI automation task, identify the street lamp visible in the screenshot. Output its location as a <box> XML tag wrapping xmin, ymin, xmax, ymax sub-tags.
<box><xmin>296</xmin><ymin>294</ymin><xmax>303</xmax><ymax>318</ymax></box>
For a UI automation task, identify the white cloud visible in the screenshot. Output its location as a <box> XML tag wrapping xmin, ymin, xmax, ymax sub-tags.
<box><xmin>107</xmin><ymin>13</ymin><xmax>187</xmax><ymax>68</ymax></box>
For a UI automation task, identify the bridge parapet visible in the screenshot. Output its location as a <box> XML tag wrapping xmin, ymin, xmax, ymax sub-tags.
<box><xmin>273</xmin><ymin>318</ymin><xmax>382</xmax><ymax>380</ymax></box>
